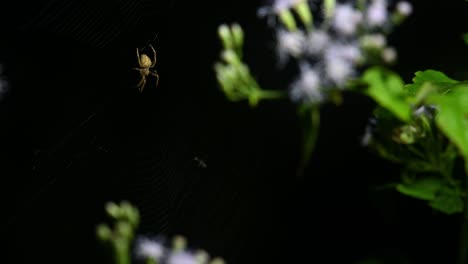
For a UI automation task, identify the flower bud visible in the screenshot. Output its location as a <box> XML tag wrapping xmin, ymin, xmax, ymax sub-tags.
<box><xmin>293</xmin><ymin>0</ymin><xmax>313</xmax><ymax>29</ymax></box>
<box><xmin>172</xmin><ymin>235</ymin><xmax>187</xmax><ymax>251</ymax></box>
<box><xmin>396</xmin><ymin>1</ymin><xmax>412</xmax><ymax>16</ymax></box>
<box><xmin>221</xmin><ymin>50</ymin><xmax>241</xmax><ymax>65</ymax></box>
<box><xmin>96</xmin><ymin>224</ymin><xmax>112</xmax><ymax>241</ymax></box>
<box><xmin>210</xmin><ymin>257</ymin><xmax>226</xmax><ymax>264</ymax></box>
<box><xmin>231</xmin><ymin>23</ymin><xmax>244</xmax><ymax>48</ymax></box>
<box><xmin>105</xmin><ymin>202</ymin><xmax>121</xmax><ymax>219</ymax></box>
<box><xmin>218</xmin><ymin>24</ymin><xmax>233</xmax><ymax>49</ymax></box>
<box><xmin>278</xmin><ymin>9</ymin><xmax>297</xmax><ymax>31</ymax></box>
<box><xmin>323</xmin><ymin>0</ymin><xmax>336</xmax><ymax>19</ymax></box>
<box><xmin>382</xmin><ymin>47</ymin><xmax>397</xmax><ymax>64</ymax></box>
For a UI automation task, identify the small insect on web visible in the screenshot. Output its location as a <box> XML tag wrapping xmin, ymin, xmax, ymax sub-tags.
<box><xmin>133</xmin><ymin>44</ymin><xmax>160</xmax><ymax>92</ymax></box>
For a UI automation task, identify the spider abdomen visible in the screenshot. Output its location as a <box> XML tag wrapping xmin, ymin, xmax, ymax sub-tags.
<box><xmin>140</xmin><ymin>54</ymin><xmax>153</xmax><ymax>68</ymax></box>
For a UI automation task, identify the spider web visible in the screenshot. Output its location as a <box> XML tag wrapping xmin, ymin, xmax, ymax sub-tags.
<box><xmin>15</xmin><ymin>0</ymin><xmax>174</xmax><ymax>48</ymax></box>
<box><xmin>1</xmin><ymin>1</ymin><xmax>293</xmax><ymax>263</ymax></box>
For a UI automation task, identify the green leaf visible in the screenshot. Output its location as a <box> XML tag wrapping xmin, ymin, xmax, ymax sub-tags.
<box><xmin>429</xmin><ymin>185</ymin><xmax>464</xmax><ymax>214</ymax></box>
<box><xmin>428</xmin><ymin>84</ymin><xmax>468</xmax><ymax>160</ymax></box>
<box><xmin>361</xmin><ymin>67</ymin><xmax>411</xmax><ymax>122</ymax></box>
<box><xmin>405</xmin><ymin>70</ymin><xmax>457</xmax><ymax>97</ymax></box>
<box><xmin>396</xmin><ymin>177</ymin><xmax>444</xmax><ymax>201</ymax></box>
<box><xmin>463</xmin><ymin>33</ymin><xmax>468</xmax><ymax>46</ymax></box>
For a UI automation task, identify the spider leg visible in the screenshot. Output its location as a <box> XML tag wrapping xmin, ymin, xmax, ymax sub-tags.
<box><xmin>150</xmin><ymin>71</ymin><xmax>159</xmax><ymax>87</ymax></box>
<box><xmin>139</xmin><ymin>78</ymin><xmax>147</xmax><ymax>92</ymax></box>
<box><xmin>136</xmin><ymin>75</ymin><xmax>145</xmax><ymax>88</ymax></box>
<box><xmin>148</xmin><ymin>44</ymin><xmax>157</xmax><ymax>67</ymax></box>
<box><xmin>136</xmin><ymin>48</ymin><xmax>143</xmax><ymax>68</ymax></box>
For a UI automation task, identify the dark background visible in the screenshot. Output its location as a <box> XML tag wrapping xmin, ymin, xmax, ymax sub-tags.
<box><xmin>1</xmin><ymin>0</ymin><xmax>468</xmax><ymax>263</ymax></box>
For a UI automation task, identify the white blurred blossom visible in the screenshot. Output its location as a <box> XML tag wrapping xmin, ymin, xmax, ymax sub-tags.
<box><xmin>366</xmin><ymin>0</ymin><xmax>388</xmax><ymax>27</ymax></box>
<box><xmin>396</xmin><ymin>1</ymin><xmax>412</xmax><ymax>16</ymax></box>
<box><xmin>333</xmin><ymin>43</ymin><xmax>362</xmax><ymax>63</ymax></box>
<box><xmin>382</xmin><ymin>47</ymin><xmax>397</xmax><ymax>63</ymax></box>
<box><xmin>136</xmin><ymin>237</ymin><xmax>165</xmax><ymax>261</ymax></box>
<box><xmin>272</xmin><ymin>0</ymin><xmax>303</xmax><ymax>13</ymax></box>
<box><xmin>325</xmin><ymin>56</ymin><xmax>354</xmax><ymax>86</ymax></box>
<box><xmin>258</xmin><ymin>0</ymin><xmax>411</xmax><ymax>103</ymax></box>
<box><xmin>290</xmin><ymin>63</ymin><xmax>322</xmax><ymax>102</ymax></box>
<box><xmin>277</xmin><ymin>29</ymin><xmax>306</xmax><ymax>62</ymax></box>
<box><xmin>306</xmin><ymin>30</ymin><xmax>330</xmax><ymax>55</ymax></box>
<box><xmin>134</xmin><ymin>236</ymin><xmax>224</xmax><ymax>264</ymax></box>
<box><xmin>324</xmin><ymin>43</ymin><xmax>361</xmax><ymax>86</ymax></box>
<box><xmin>258</xmin><ymin>0</ymin><xmax>304</xmax><ymax>24</ymax></box>
<box><xmin>333</xmin><ymin>4</ymin><xmax>363</xmax><ymax>35</ymax></box>
<box><xmin>167</xmin><ymin>252</ymin><xmax>198</xmax><ymax>264</ymax></box>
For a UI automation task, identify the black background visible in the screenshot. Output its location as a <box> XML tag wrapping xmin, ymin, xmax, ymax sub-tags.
<box><xmin>1</xmin><ymin>0</ymin><xmax>468</xmax><ymax>263</ymax></box>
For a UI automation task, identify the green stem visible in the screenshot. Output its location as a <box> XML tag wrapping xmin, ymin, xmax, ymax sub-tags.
<box><xmin>114</xmin><ymin>240</ymin><xmax>131</xmax><ymax>264</ymax></box>
<box><xmin>296</xmin><ymin>104</ymin><xmax>320</xmax><ymax>178</ymax></box>
<box><xmin>248</xmin><ymin>89</ymin><xmax>287</xmax><ymax>106</ymax></box>
<box><xmin>258</xmin><ymin>90</ymin><xmax>287</xmax><ymax>100</ymax></box>
<box><xmin>458</xmin><ymin>162</ymin><xmax>468</xmax><ymax>264</ymax></box>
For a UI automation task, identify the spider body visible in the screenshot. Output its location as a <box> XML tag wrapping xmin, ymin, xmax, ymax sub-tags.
<box><xmin>133</xmin><ymin>45</ymin><xmax>159</xmax><ymax>92</ymax></box>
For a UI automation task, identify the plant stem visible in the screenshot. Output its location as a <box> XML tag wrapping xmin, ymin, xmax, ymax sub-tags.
<box><xmin>258</xmin><ymin>89</ymin><xmax>287</xmax><ymax>100</ymax></box>
<box><xmin>458</xmin><ymin>163</ymin><xmax>468</xmax><ymax>264</ymax></box>
<box><xmin>296</xmin><ymin>104</ymin><xmax>320</xmax><ymax>178</ymax></box>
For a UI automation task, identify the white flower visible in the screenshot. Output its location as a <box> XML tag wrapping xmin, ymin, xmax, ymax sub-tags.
<box><xmin>272</xmin><ymin>0</ymin><xmax>303</xmax><ymax>13</ymax></box>
<box><xmin>382</xmin><ymin>47</ymin><xmax>397</xmax><ymax>63</ymax></box>
<box><xmin>366</xmin><ymin>0</ymin><xmax>388</xmax><ymax>27</ymax></box>
<box><xmin>290</xmin><ymin>63</ymin><xmax>323</xmax><ymax>102</ymax></box>
<box><xmin>324</xmin><ymin>43</ymin><xmax>360</xmax><ymax>86</ymax></box>
<box><xmin>257</xmin><ymin>0</ymin><xmax>303</xmax><ymax>26</ymax></box>
<box><xmin>167</xmin><ymin>252</ymin><xmax>198</xmax><ymax>264</ymax></box>
<box><xmin>325</xmin><ymin>57</ymin><xmax>353</xmax><ymax>86</ymax></box>
<box><xmin>396</xmin><ymin>1</ymin><xmax>412</xmax><ymax>16</ymax></box>
<box><xmin>326</xmin><ymin>42</ymin><xmax>362</xmax><ymax>62</ymax></box>
<box><xmin>277</xmin><ymin>29</ymin><xmax>306</xmax><ymax>62</ymax></box>
<box><xmin>306</xmin><ymin>30</ymin><xmax>330</xmax><ymax>55</ymax></box>
<box><xmin>332</xmin><ymin>4</ymin><xmax>363</xmax><ymax>35</ymax></box>
<box><xmin>136</xmin><ymin>238</ymin><xmax>165</xmax><ymax>261</ymax></box>
<box><xmin>337</xmin><ymin>44</ymin><xmax>362</xmax><ymax>62</ymax></box>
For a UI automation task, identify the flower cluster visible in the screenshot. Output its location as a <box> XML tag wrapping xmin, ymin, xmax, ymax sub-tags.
<box><xmin>97</xmin><ymin>202</ymin><xmax>226</xmax><ymax>264</ymax></box>
<box><xmin>262</xmin><ymin>0</ymin><xmax>412</xmax><ymax>104</ymax></box>
<box><xmin>135</xmin><ymin>235</ymin><xmax>225</xmax><ymax>264</ymax></box>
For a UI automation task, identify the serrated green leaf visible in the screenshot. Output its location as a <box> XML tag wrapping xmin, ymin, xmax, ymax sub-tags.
<box><xmin>396</xmin><ymin>177</ymin><xmax>444</xmax><ymax>201</ymax></box>
<box><xmin>413</xmin><ymin>70</ymin><xmax>458</xmax><ymax>85</ymax></box>
<box><xmin>427</xmin><ymin>84</ymin><xmax>468</xmax><ymax>161</ymax></box>
<box><xmin>361</xmin><ymin>67</ymin><xmax>411</xmax><ymax>122</ymax></box>
<box><xmin>405</xmin><ymin>70</ymin><xmax>458</xmax><ymax>97</ymax></box>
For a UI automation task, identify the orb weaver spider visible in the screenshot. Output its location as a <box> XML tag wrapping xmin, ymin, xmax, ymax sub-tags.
<box><xmin>133</xmin><ymin>44</ymin><xmax>159</xmax><ymax>92</ymax></box>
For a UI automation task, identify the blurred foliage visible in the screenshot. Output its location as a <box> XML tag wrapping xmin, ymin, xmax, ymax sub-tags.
<box><xmin>96</xmin><ymin>201</ymin><xmax>140</xmax><ymax>264</ymax></box>
<box><xmin>214</xmin><ymin>24</ymin><xmax>286</xmax><ymax>107</ymax></box>
<box><xmin>359</xmin><ymin>68</ymin><xmax>467</xmax><ymax>214</ymax></box>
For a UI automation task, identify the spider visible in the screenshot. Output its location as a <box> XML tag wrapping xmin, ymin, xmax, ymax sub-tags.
<box><xmin>133</xmin><ymin>44</ymin><xmax>159</xmax><ymax>92</ymax></box>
